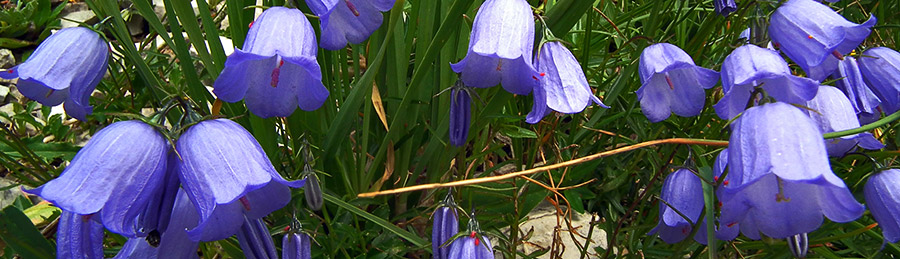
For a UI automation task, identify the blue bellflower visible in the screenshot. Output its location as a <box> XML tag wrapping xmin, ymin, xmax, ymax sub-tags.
<box><xmin>236</xmin><ymin>217</ymin><xmax>279</xmax><ymax>259</ymax></box>
<box><xmin>175</xmin><ymin>119</ymin><xmax>305</xmax><ymax>241</ymax></box>
<box><xmin>283</xmin><ymin>231</ymin><xmax>312</xmax><ymax>259</ymax></box>
<box><xmin>713</xmin><ymin>44</ymin><xmax>820</xmax><ymax>120</ymax></box>
<box><xmin>57</xmin><ymin>211</ymin><xmax>104</xmax><ymax>259</ymax></box>
<box><xmin>636</xmin><ymin>43</ymin><xmax>719</xmax><ymax>122</ymax></box>
<box><xmin>449</xmin><ymin>87</ymin><xmax>471</xmax><ymax>147</ymax></box>
<box><xmin>432</xmin><ymin>194</ymin><xmax>459</xmax><ymax>259</ymax></box>
<box><xmin>448</xmin><ymin>235</ymin><xmax>494</xmax><ymax>259</ymax></box>
<box><xmin>213</xmin><ymin>7</ymin><xmax>329</xmax><ymax>118</ymax></box>
<box><xmin>804</xmin><ymin>86</ymin><xmax>883</xmax><ymax>156</ymax></box>
<box><xmin>0</xmin><ymin>27</ymin><xmax>108</xmax><ymax>120</ymax></box>
<box><xmin>717</xmin><ymin>102</ymin><xmax>864</xmax><ymax>240</ymax></box>
<box><xmin>27</xmin><ymin>120</ymin><xmax>168</xmax><ymax>237</ymax></box>
<box><xmin>526</xmin><ymin>41</ymin><xmax>608</xmax><ymax>124</ymax></box>
<box><xmin>306</xmin><ymin>0</ymin><xmax>395</xmax><ymax>50</ymax></box>
<box><xmin>858</xmin><ymin>47</ymin><xmax>900</xmax><ymax>114</ymax></box>
<box><xmin>114</xmin><ymin>190</ymin><xmax>201</xmax><ymax>259</ymax></box>
<box><xmin>451</xmin><ymin>0</ymin><xmax>539</xmax><ymax>95</ymax></box>
<box><xmin>714</xmin><ymin>0</ymin><xmax>737</xmax><ymax>16</ymax></box>
<box><xmin>648</xmin><ymin>168</ymin><xmax>706</xmax><ymax>244</ymax></box>
<box><xmin>864</xmin><ymin>169</ymin><xmax>900</xmax><ymax>243</ymax></box>
<box><xmin>768</xmin><ymin>0</ymin><xmax>876</xmax><ymax>81</ymax></box>
<box><xmin>835</xmin><ymin>56</ymin><xmax>880</xmax><ymax>115</ymax></box>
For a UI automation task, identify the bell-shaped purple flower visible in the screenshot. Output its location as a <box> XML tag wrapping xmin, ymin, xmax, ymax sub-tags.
<box><xmin>526</xmin><ymin>41</ymin><xmax>608</xmax><ymax>124</ymax></box>
<box><xmin>864</xmin><ymin>169</ymin><xmax>900</xmax><ymax>243</ymax></box>
<box><xmin>717</xmin><ymin>102</ymin><xmax>864</xmax><ymax>240</ymax></box>
<box><xmin>27</xmin><ymin>120</ymin><xmax>168</xmax><ymax>237</ymax></box>
<box><xmin>307</xmin><ymin>0</ymin><xmax>395</xmax><ymax>50</ymax></box>
<box><xmin>0</xmin><ymin>27</ymin><xmax>108</xmax><ymax>121</ymax></box>
<box><xmin>648</xmin><ymin>168</ymin><xmax>705</xmax><ymax>244</ymax></box>
<box><xmin>175</xmin><ymin>119</ymin><xmax>305</xmax><ymax>241</ymax></box>
<box><xmin>450</xmin><ymin>0</ymin><xmax>540</xmax><ymax>95</ymax></box>
<box><xmin>236</xmin><ymin>217</ymin><xmax>279</xmax><ymax>259</ymax></box>
<box><xmin>713</xmin><ymin>44</ymin><xmax>820</xmax><ymax>120</ymax></box>
<box><xmin>432</xmin><ymin>194</ymin><xmax>459</xmax><ymax>259</ymax></box>
<box><xmin>636</xmin><ymin>43</ymin><xmax>719</xmax><ymax>123</ymax></box>
<box><xmin>213</xmin><ymin>7</ymin><xmax>328</xmax><ymax>118</ymax></box>
<box><xmin>282</xmin><ymin>231</ymin><xmax>312</xmax><ymax>259</ymax></box>
<box><xmin>113</xmin><ymin>189</ymin><xmax>201</xmax><ymax>259</ymax></box>
<box><xmin>858</xmin><ymin>47</ymin><xmax>900</xmax><ymax>114</ymax></box>
<box><xmin>137</xmin><ymin>153</ymin><xmax>182</xmax><ymax>239</ymax></box>
<box><xmin>57</xmin><ymin>211</ymin><xmax>104</xmax><ymax>259</ymax></box>
<box><xmin>714</xmin><ymin>0</ymin><xmax>736</xmax><ymax>16</ymax></box>
<box><xmin>804</xmin><ymin>86</ymin><xmax>883</xmax><ymax>156</ymax></box>
<box><xmin>449</xmin><ymin>87</ymin><xmax>471</xmax><ymax>146</ymax></box>
<box><xmin>768</xmin><ymin>0</ymin><xmax>876</xmax><ymax>81</ymax></box>
<box><xmin>448</xmin><ymin>234</ymin><xmax>493</xmax><ymax>259</ymax></box>
<box><xmin>835</xmin><ymin>56</ymin><xmax>880</xmax><ymax>116</ymax></box>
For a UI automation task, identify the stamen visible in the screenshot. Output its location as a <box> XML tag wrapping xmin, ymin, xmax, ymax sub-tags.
<box><xmin>81</xmin><ymin>214</ymin><xmax>92</xmax><ymax>222</ymax></box>
<box><xmin>807</xmin><ymin>35</ymin><xmax>814</xmax><ymax>39</ymax></box>
<box><xmin>345</xmin><ymin>0</ymin><xmax>360</xmax><ymax>16</ymax></box>
<box><xmin>775</xmin><ymin>177</ymin><xmax>791</xmax><ymax>202</ymax></box>
<box><xmin>496</xmin><ymin>60</ymin><xmax>502</xmax><ymax>71</ymax></box>
<box><xmin>249</xmin><ymin>21</ymin><xmax>254</xmax><ymax>28</ymax></box>
<box><xmin>832</xmin><ymin>50</ymin><xmax>844</xmax><ymax>60</ymax></box>
<box><xmin>664</xmin><ymin>75</ymin><xmax>674</xmax><ymax>90</ymax></box>
<box><xmin>239</xmin><ymin>197</ymin><xmax>251</xmax><ymax>211</ymax></box>
<box><xmin>726</xmin><ymin>222</ymin><xmax>737</xmax><ymax>227</ymax></box>
<box><xmin>270</xmin><ymin>58</ymin><xmax>285</xmax><ymax>88</ymax></box>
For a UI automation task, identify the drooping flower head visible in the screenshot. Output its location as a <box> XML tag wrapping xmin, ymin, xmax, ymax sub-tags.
<box><xmin>864</xmin><ymin>169</ymin><xmax>900</xmax><ymax>243</ymax></box>
<box><xmin>858</xmin><ymin>47</ymin><xmax>900</xmax><ymax>114</ymax></box>
<box><xmin>449</xmin><ymin>86</ymin><xmax>472</xmax><ymax>146</ymax></box>
<box><xmin>448</xmin><ymin>215</ymin><xmax>493</xmax><ymax>259</ymax></box>
<box><xmin>717</xmin><ymin>102</ymin><xmax>864</xmax><ymax>240</ymax></box>
<box><xmin>57</xmin><ymin>211</ymin><xmax>104</xmax><ymax>259</ymax></box>
<box><xmin>213</xmin><ymin>7</ymin><xmax>329</xmax><ymax>118</ymax></box>
<box><xmin>834</xmin><ymin>56</ymin><xmax>880</xmax><ymax>116</ymax></box>
<box><xmin>768</xmin><ymin>0</ymin><xmax>876</xmax><ymax>81</ymax></box>
<box><xmin>451</xmin><ymin>0</ymin><xmax>540</xmax><ymax>95</ymax></box>
<box><xmin>526</xmin><ymin>41</ymin><xmax>608</xmax><ymax>124</ymax></box>
<box><xmin>175</xmin><ymin>119</ymin><xmax>305</xmax><ymax>241</ymax></box>
<box><xmin>236</xmin><ymin>217</ymin><xmax>279</xmax><ymax>259</ymax></box>
<box><xmin>306</xmin><ymin>0</ymin><xmax>395</xmax><ymax>50</ymax></box>
<box><xmin>714</xmin><ymin>0</ymin><xmax>737</xmax><ymax>16</ymax></box>
<box><xmin>0</xmin><ymin>27</ymin><xmax>108</xmax><ymax>120</ymax></box>
<box><xmin>636</xmin><ymin>43</ymin><xmax>719</xmax><ymax>122</ymax></box>
<box><xmin>432</xmin><ymin>193</ymin><xmax>459</xmax><ymax>259</ymax></box>
<box><xmin>804</xmin><ymin>86</ymin><xmax>883</xmax><ymax>156</ymax></box>
<box><xmin>113</xmin><ymin>190</ymin><xmax>201</xmax><ymax>259</ymax></box>
<box><xmin>713</xmin><ymin>44</ymin><xmax>820</xmax><ymax>120</ymax></box>
<box><xmin>648</xmin><ymin>168</ymin><xmax>706</xmax><ymax>244</ymax></box>
<box><xmin>27</xmin><ymin>120</ymin><xmax>168</xmax><ymax>238</ymax></box>
<box><xmin>283</xmin><ymin>229</ymin><xmax>312</xmax><ymax>259</ymax></box>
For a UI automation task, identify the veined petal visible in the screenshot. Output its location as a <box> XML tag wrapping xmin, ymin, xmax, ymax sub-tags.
<box><xmin>864</xmin><ymin>169</ymin><xmax>900</xmax><ymax>243</ymax></box>
<box><xmin>468</xmin><ymin>0</ymin><xmax>534</xmax><ymax>60</ymax></box>
<box><xmin>28</xmin><ymin>121</ymin><xmax>167</xmax><ymax>237</ymax></box>
<box><xmin>280</xmin><ymin>58</ymin><xmax>329</xmax><ymax>111</ymax></box>
<box><xmin>805</xmin><ymin>86</ymin><xmax>883</xmax><ymax>156</ymax></box>
<box><xmin>537</xmin><ymin>42</ymin><xmax>607</xmax><ymax>113</ymax></box>
<box><xmin>57</xmin><ymin>211</ymin><xmax>104</xmax><ymax>259</ymax></box>
<box><xmin>17</xmin><ymin>27</ymin><xmax>108</xmax><ymax>92</ymax></box>
<box><xmin>526</xmin><ymin>81</ymin><xmax>549</xmax><ymax>124</ymax></box>
<box><xmin>186</xmin><ymin>179</ymin><xmax>294</xmax><ymax>242</ymax></box>
<box><xmin>650</xmin><ymin>168</ymin><xmax>704</xmax><ymax>244</ymax></box>
<box><xmin>448</xmin><ymin>236</ymin><xmax>494</xmax><ymax>259</ymax></box>
<box><xmin>859</xmin><ymin>47</ymin><xmax>900</xmax><ymax>114</ymax></box>
<box><xmin>17</xmin><ymin>79</ymin><xmax>69</xmax><ymax>106</ymax></box>
<box><xmin>304</xmin><ymin>0</ymin><xmax>339</xmax><ymax>16</ymax></box>
<box><xmin>449</xmin><ymin>88</ymin><xmax>472</xmax><ymax>146</ymax></box>
<box><xmin>282</xmin><ymin>232</ymin><xmax>312</xmax><ymax>259</ymax></box>
<box><xmin>319</xmin><ymin>0</ymin><xmax>392</xmax><ymax>50</ymax></box>
<box><xmin>236</xmin><ymin>217</ymin><xmax>279</xmax><ymax>259</ymax></box>
<box><xmin>243</xmin><ymin>7</ymin><xmax>317</xmax><ymax>59</ymax></box>
<box><xmin>213</xmin><ymin>50</ymin><xmax>276</xmax><ymax>103</ymax></box>
<box><xmin>114</xmin><ymin>189</ymin><xmax>201</xmax><ymax>259</ymax></box>
<box><xmin>835</xmin><ymin>56</ymin><xmax>881</xmax><ymax>115</ymax></box>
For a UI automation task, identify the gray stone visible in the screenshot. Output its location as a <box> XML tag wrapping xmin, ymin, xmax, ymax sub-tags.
<box><xmin>0</xmin><ymin>178</ymin><xmax>22</xmax><ymax>210</ymax></box>
<box><xmin>0</xmin><ymin>49</ymin><xmax>14</xmax><ymax>69</ymax></box>
<box><xmin>494</xmin><ymin>200</ymin><xmax>608</xmax><ymax>258</ymax></box>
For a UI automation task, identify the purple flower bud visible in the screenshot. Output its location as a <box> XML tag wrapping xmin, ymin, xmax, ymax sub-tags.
<box><xmin>448</xmin><ymin>235</ymin><xmax>493</xmax><ymax>259</ymax></box>
<box><xmin>768</xmin><ymin>0</ymin><xmax>876</xmax><ymax>81</ymax></box>
<box><xmin>787</xmin><ymin>233</ymin><xmax>809</xmax><ymax>259</ymax></box>
<box><xmin>282</xmin><ymin>232</ymin><xmax>312</xmax><ymax>259</ymax></box>
<box><xmin>714</xmin><ymin>0</ymin><xmax>736</xmax><ymax>16</ymax></box>
<box><xmin>57</xmin><ymin>211</ymin><xmax>104</xmax><ymax>259</ymax></box>
<box><xmin>308</xmin><ymin>0</ymin><xmax>395</xmax><ymax>50</ymax></box>
<box><xmin>636</xmin><ymin>43</ymin><xmax>719</xmax><ymax>122</ymax></box>
<box><xmin>304</xmin><ymin>173</ymin><xmax>323</xmax><ymax>211</ymax></box>
<box><xmin>449</xmin><ymin>88</ymin><xmax>471</xmax><ymax>146</ymax></box>
<box><xmin>0</xmin><ymin>27</ymin><xmax>108</xmax><ymax>121</ymax></box>
<box><xmin>114</xmin><ymin>190</ymin><xmax>201</xmax><ymax>259</ymax></box>
<box><xmin>834</xmin><ymin>56</ymin><xmax>881</xmax><ymax>115</ymax></box>
<box><xmin>175</xmin><ymin>119</ymin><xmax>305</xmax><ymax>241</ymax></box>
<box><xmin>804</xmin><ymin>86</ymin><xmax>883</xmax><ymax>156</ymax></box>
<box><xmin>527</xmin><ymin>41</ymin><xmax>608</xmax><ymax>124</ymax></box>
<box><xmin>236</xmin><ymin>217</ymin><xmax>279</xmax><ymax>259</ymax></box>
<box><xmin>451</xmin><ymin>0</ymin><xmax>540</xmax><ymax>95</ymax></box>
<box><xmin>648</xmin><ymin>168</ymin><xmax>704</xmax><ymax>244</ymax></box>
<box><xmin>858</xmin><ymin>47</ymin><xmax>900</xmax><ymax>114</ymax></box>
<box><xmin>27</xmin><ymin>121</ymin><xmax>168</xmax><ymax>237</ymax></box>
<box><xmin>213</xmin><ymin>7</ymin><xmax>329</xmax><ymax>118</ymax></box>
<box><xmin>713</xmin><ymin>44</ymin><xmax>819</xmax><ymax>120</ymax></box>
<box><xmin>864</xmin><ymin>169</ymin><xmax>900</xmax><ymax>243</ymax></box>
<box><xmin>432</xmin><ymin>205</ymin><xmax>458</xmax><ymax>259</ymax></box>
<box><xmin>717</xmin><ymin>102</ymin><xmax>864</xmax><ymax>240</ymax></box>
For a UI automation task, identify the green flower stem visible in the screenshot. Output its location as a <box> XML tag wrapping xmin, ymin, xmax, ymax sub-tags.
<box><xmin>823</xmin><ymin>109</ymin><xmax>900</xmax><ymax>139</ymax></box>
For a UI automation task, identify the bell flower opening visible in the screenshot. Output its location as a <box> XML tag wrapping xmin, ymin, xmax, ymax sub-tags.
<box><xmin>527</xmin><ymin>41</ymin><xmax>608</xmax><ymax>124</ymax></box>
<box><xmin>636</xmin><ymin>43</ymin><xmax>719</xmax><ymax>122</ymax></box>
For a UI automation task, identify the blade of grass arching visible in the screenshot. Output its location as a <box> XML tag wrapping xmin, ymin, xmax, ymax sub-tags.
<box><xmin>323</xmin><ymin>193</ymin><xmax>428</xmax><ymax>249</ymax></box>
<box><xmin>321</xmin><ymin>0</ymin><xmax>407</xmax><ymax>156</ymax></box>
<box><xmin>86</xmin><ymin>0</ymin><xmax>165</xmax><ymax>93</ymax></box>
<box><xmin>248</xmin><ymin>115</ymin><xmax>279</xmax><ymax>163</ymax></box>
<box><xmin>169</xmin><ymin>0</ymin><xmax>222</xmax><ymax>77</ymax></box>
<box><xmin>162</xmin><ymin>0</ymin><xmax>213</xmax><ymax>109</ymax></box>
<box><xmin>195</xmin><ymin>0</ymin><xmax>228</xmax><ymax>66</ymax></box>
<box><xmin>544</xmin><ymin>0</ymin><xmax>595</xmax><ymax>36</ymax></box>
